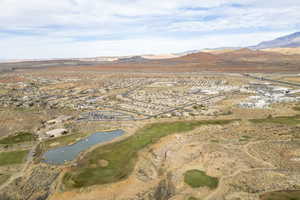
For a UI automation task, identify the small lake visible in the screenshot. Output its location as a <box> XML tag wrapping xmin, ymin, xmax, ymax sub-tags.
<box><xmin>43</xmin><ymin>130</ymin><xmax>125</xmax><ymax>165</ymax></box>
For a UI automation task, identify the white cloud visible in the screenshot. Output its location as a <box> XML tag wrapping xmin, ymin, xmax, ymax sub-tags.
<box><xmin>169</xmin><ymin>5</ymin><xmax>300</xmax><ymax>32</ymax></box>
<box><xmin>0</xmin><ymin>31</ymin><xmax>291</xmax><ymax>59</ymax></box>
<box><xmin>0</xmin><ymin>0</ymin><xmax>299</xmax><ymax>59</ymax></box>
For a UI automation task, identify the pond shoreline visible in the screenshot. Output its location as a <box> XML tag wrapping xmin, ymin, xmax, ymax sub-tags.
<box><xmin>43</xmin><ymin>130</ymin><xmax>125</xmax><ymax>165</ymax></box>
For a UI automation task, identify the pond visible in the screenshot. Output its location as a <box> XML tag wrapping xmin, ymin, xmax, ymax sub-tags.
<box><xmin>43</xmin><ymin>130</ymin><xmax>125</xmax><ymax>165</ymax></box>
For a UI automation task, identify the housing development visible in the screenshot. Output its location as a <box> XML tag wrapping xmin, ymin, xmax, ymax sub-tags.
<box><xmin>2</xmin><ymin>1</ymin><xmax>300</xmax><ymax>197</ymax></box>
<box><xmin>2</xmin><ymin>42</ymin><xmax>300</xmax><ymax>200</ymax></box>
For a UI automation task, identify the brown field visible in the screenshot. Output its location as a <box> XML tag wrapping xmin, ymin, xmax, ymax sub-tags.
<box><xmin>262</xmin><ymin>47</ymin><xmax>300</xmax><ymax>55</ymax></box>
<box><xmin>0</xmin><ymin>48</ymin><xmax>300</xmax><ymax>74</ymax></box>
<box><xmin>28</xmin><ymin>49</ymin><xmax>300</xmax><ymax>74</ymax></box>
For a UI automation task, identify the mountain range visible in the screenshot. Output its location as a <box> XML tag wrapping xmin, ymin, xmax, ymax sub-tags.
<box><xmin>251</xmin><ymin>32</ymin><xmax>300</xmax><ymax>49</ymax></box>
<box><xmin>163</xmin><ymin>31</ymin><xmax>300</xmax><ymax>56</ymax></box>
<box><xmin>2</xmin><ymin>31</ymin><xmax>300</xmax><ymax>74</ymax></box>
<box><xmin>194</xmin><ymin>31</ymin><xmax>300</xmax><ymax>53</ymax></box>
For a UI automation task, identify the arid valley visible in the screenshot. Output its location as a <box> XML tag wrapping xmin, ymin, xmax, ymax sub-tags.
<box><xmin>2</xmin><ymin>42</ymin><xmax>300</xmax><ymax>200</ymax></box>
<box><xmin>2</xmin><ymin>1</ymin><xmax>300</xmax><ymax>199</ymax></box>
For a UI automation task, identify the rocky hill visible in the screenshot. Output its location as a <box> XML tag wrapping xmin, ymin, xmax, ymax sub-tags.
<box><xmin>251</xmin><ymin>32</ymin><xmax>300</xmax><ymax>49</ymax></box>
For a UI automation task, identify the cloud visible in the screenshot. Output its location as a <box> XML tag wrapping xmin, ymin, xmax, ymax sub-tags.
<box><xmin>0</xmin><ymin>0</ymin><xmax>299</xmax><ymax>59</ymax></box>
<box><xmin>0</xmin><ymin>31</ymin><xmax>291</xmax><ymax>59</ymax></box>
<box><xmin>168</xmin><ymin>7</ymin><xmax>300</xmax><ymax>32</ymax></box>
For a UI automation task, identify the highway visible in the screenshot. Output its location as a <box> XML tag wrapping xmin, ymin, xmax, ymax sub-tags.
<box><xmin>243</xmin><ymin>74</ymin><xmax>300</xmax><ymax>88</ymax></box>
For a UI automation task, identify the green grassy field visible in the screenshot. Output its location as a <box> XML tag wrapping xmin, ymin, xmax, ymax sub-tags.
<box><xmin>0</xmin><ymin>150</ymin><xmax>29</xmax><ymax>166</ymax></box>
<box><xmin>187</xmin><ymin>197</ymin><xmax>200</xmax><ymax>200</ymax></box>
<box><xmin>184</xmin><ymin>169</ymin><xmax>218</xmax><ymax>189</ymax></box>
<box><xmin>42</xmin><ymin>132</ymin><xmax>87</xmax><ymax>149</ymax></box>
<box><xmin>0</xmin><ymin>132</ymin><xmax>36</xmax><ymax>145</ymax></box>
<box><xmin>260</xmin><ymin>190</ymin><xmax>300</xmax><ymax>200</ymax></box>
<box><xmin>250</xmin><ymin>115</ymin><xmax>300</xmax><ymax>126</ymax></box>
<box><xmin>0</xmin><ymin>88</ymin><xmax>8</xmax><ymax>95</ymax></box>
<box><xmin>63</xmin><ymin>119</ymin><xmax>235</xmax><ymax>189</ymax></box>
<box><xmin>249</xmin><ymin>106</ymin><xmax>300</xmax><ymax>126</ymax></box>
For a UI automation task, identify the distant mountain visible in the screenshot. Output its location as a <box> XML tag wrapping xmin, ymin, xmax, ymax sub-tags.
<box><xmin>116</xmin><ymin>56</ymin><xmax>149</xmax><ymax>63</ymax></box>
<box><xmin>174</xmin><ymin>50</ymin><xmax>201</xmax><ymax>56</ymax></box>
<box><xmin>201</xmin><ymin>48</ymin><xmax>240</xmax><ymax>54</ymax></box>
<box><xmin>251</xmin><ymin>32</ymin><xmax>300</xmax><ymax>49</ymax></box>
<box><xmin>175</xmin><ymin>32</ymin><xmax>300</xmax><ymax>56</ymax></box>
<box><xmin>175</xmin><ymin>47</ymin><xmax>241</xmax><ymax>56</ymax></box>
<box><xmin>202</xmin><ymin>47</ymin><xmax>240</xmax><ymax>51</ymax></box>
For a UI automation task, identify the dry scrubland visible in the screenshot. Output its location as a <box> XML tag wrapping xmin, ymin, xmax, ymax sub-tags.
<box><xmin>262</xmin><ymin>47</ymin><xmax>300</xmax><ymax>55</ymax></box>
<box><xmin>1</xmin><ymin>62</ymin><xmax>300</xmax><ymax>200</ymax></box>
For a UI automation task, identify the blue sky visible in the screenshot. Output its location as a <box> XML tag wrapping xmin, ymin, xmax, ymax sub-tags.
<box><xmin>0</xmin><ymin>0</ymin><xmax>299</xmax><ymax>59</ymax></box>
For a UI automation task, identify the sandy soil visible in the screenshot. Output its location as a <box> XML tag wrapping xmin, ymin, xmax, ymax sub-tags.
<box><xmin>262</xmin><ymin>47</ymin><xmax>300</xmax><ymax>55</ymax></box>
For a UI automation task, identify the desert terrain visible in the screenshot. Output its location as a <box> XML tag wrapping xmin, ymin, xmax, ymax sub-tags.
<box><xmin>3</xmin><ymin>0</ymin><xmax>300</xmax><ymax>198</ymax></box>
<box><xmin>3</xmin><ymin>48</ymin><xmax>300</xmax><ymax>74</ymax></box>
<box><xmin>1</xmin><ymin>53</ymin><xmax>300</xmax><ymax>200</ymax></box>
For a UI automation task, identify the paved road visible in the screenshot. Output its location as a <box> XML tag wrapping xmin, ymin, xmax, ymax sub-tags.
<box><xmin>244</xmin><ymin>74</ymin><xmax>300</xmax><ymax>88</ymax></box>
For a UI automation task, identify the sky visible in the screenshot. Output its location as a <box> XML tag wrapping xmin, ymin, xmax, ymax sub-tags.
<box><xmin>0</xmin><ymin>0</ymin><xmax>299</xmax><ymax>60</ymax></box>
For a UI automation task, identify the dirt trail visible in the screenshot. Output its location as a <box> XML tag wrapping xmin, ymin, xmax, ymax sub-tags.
<box><xmin>0</xmin><ymin>143</ymin><xmax>39</xmax><ymax>190</ymax></box>
<box><xmin>204</xmin><ymin>140</ymin><xmax>277</xmax><ymax>200</ymax></box>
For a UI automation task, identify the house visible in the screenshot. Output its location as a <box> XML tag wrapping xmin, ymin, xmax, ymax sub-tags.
<box><xmin>46</xmin><ymin>129</ymin><xmax>68</xmax><ymax>138</ymax></box>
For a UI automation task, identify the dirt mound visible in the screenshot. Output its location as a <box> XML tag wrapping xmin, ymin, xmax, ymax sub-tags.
<box><xmin>98</xmin><ymin>159</ymin><xmax>109</xmax><ymax>167</ymax></box>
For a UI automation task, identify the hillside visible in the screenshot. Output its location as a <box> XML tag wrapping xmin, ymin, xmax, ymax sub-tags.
<box><xmin>261</xmin><ymin>47</ymin><xmax>300</xmax><ymax>55</ymax></box>
<box><xmin>3</xmin><ymin>48</ymin><xmax>300</xmax><ymax>73</ymax></box>
<box><xmin>251</xmin><ymin>32</ymin><xmax>300</xmax><ymax>49</ymax></box>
